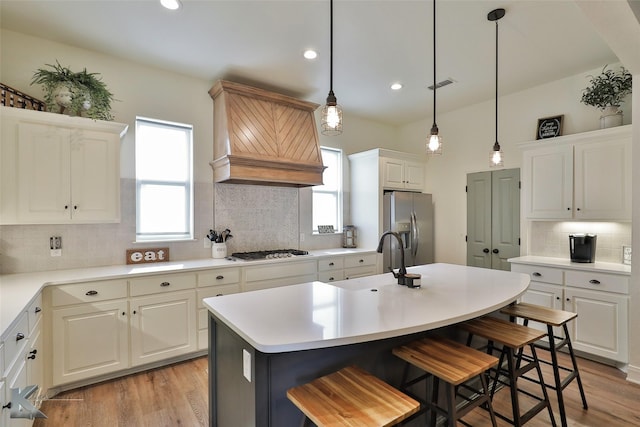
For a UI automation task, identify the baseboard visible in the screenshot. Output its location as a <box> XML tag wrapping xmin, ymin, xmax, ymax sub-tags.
<box><xmin>626</xmin><ymin>364</ymin><xmax>640</xmax><ymax>384</ymax></box>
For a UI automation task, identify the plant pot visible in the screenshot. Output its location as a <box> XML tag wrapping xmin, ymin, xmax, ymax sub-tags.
<box><xmin>600</xmin><ymin>105</ymin><xmax>623</xmax><ymax>129</ymax></box>
<box><xmin>52</xmin><ymin>84</ymin><xmax>73</xmax><ymax>109</ymax></box>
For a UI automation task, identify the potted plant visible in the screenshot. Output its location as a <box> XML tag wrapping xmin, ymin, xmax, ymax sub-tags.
<box><xmin>31</xmin><ymin>61</ymin><xmax>115</xmax><ymax>120</ymax></box>
<box><xmin>580</xmin><ymin>65</ymin><xmax>632</xmax><ymax>128</ymax></box>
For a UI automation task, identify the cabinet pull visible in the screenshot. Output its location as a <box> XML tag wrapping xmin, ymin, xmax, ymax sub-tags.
<box><xmin>329</xmin><ymin>277</ymin><xmax>335</xmax><ymax>281</ymax></box>
<box><xmin>532</xmin><ymin>272</ymin><xmax>542</xmax><ymax>277</ymax></box>
<box><xmin>216</xmin><ymin>275</ymin><xmax>224</xmax><ymax>280</ymax></box>
<box><xmin>589</xmin><ymin>279</ymin><xmax>601</xmax><ymax>285</ymax></box>
<box><xmin>359</xmin><ymin>259</ymin><xmax>364</xmax><ymax>263</ymax></box>
<box><xmin>160</xmin><ymin>281</ymin><xmax>171</xmax><ymax>287</ymax></box>
<box><xmin>34</xmin><ymin>306</ymin><xmax>42</xmax><ymax>313</ymax></box>
<box><xmin>85</xmin><ymin>290</ymin><xmax>98</xmax><ymax>296</ymax></box>
<box><xmin>16</xmin><ymin>332</ymin><xmax>25</xmax><ymax>341</ymax></box>
<box><xmin>28</xmin><ymin>349</ymin><xmax>37</xmax><ymax>360</ymax></box>
<box><xmin>216</xmin><ymin>293</ymin><xmax>224</xmax><ymax>297</ymax></box>
<box><xmin>329</xmin><ymin>262</ymin><xmax>334</xmax><ymax>266</ymax></box>
<box><xmin>2</xmin><ymin>403</ymin><xmax>11</xmax><ymax>410</ymax></box>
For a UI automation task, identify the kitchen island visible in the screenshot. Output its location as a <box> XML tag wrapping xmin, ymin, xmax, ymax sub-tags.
<box><xmin>203</xmin><ymin>263</ymin><xmax>529</xmax><ymax>426</ymax></box>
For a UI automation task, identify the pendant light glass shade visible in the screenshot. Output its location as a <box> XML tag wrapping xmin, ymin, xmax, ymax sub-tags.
<box><xmin>427</xmin><ymin>0</ymin><xmax>442</xmax><ymax>155</ymax></box>
<box><xmin>488</xmin><ymin>8</ymin><xmax>505</xmax><ymax>168</ymax></box>
<box><xmin>321</xmin><ymin>0</ymin><xmax>343</xmax><ymax>136</ymax></box>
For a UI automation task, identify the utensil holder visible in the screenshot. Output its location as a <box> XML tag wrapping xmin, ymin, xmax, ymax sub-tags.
<box><xmin>212</xmin><ymin>243</ymin><xmax>227</xmax><ymax>259</ymax></box>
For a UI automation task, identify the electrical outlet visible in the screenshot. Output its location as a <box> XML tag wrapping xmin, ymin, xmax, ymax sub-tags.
<box><xmin>50</xmin><ymin>236</ymin><xmax>62</xmax><ymax>256</ymax></box>
<box><xmin>243</xmin><ymin>349</ymin><xmax>251</xmax><ymax>382</ymax></box>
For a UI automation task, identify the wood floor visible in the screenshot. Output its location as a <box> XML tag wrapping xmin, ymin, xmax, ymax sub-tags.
<box><xmin>34</xmin><ymin>352</ymin><xmax>640</xmax><ymax>426</ymax></box>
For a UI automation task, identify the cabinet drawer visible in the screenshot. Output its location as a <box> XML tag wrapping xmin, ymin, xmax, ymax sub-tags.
<box><xmin>318</xmin><ymin>270</ymin><xmax>345</xmax><ymax>283</ymax></box>
<box><xmin>3</xmin><ymin>312</ymin><xmax>28</xmax><ymax>376</ymax></box>
<box><xmin>318</xmin><ymin>257</ymin><xmax>344</xmax><ymax>271</ymax></box>
<box><xmin>510</xmin><ymin>264</ymin><xmax>563</xmax><ymax>285</ymax></box>
<box><xmin>344</xmin><ymin>265</ymin><xmax>377</xmax><ymax>280</ymax></box>
<box><xmin>197</xmin><ymin>285</ymin><xmax>241</xmax><ymax>309</ymax></box>
<box><xmin>51</xmin><ymin>279</ymin><xmax>128</xmax><ymax>306</ymax></box>
<box><xmin>344</xmin><ymin>253</ymin><xmax>377</xmax><ymax>268</ymax></box>
<box><xmin>27</xmin><ymin>293</ymin><xmax>43</xmax><ymax>333</ymax></box>
<box><xmin>245</xmin><ymin>260</ymin><xmax>317</xmax><ymax>282</ymax></box>
<box><xmin>130</xmin><ymin>272</ymin><xmax>196</xmax><ymax>296</ymax></box>
<box><xmin>565</xmin><ymin>270</ymin><xmax>629</xmax><ymax>294</ymax></box>
<box><xmin>197</xmin><ymin>268</ymin><xmax>241</xmax><ymax>288</ymax></box>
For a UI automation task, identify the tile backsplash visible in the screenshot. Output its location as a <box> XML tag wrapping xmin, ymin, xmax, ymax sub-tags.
<box><xmin>529</xmin><ymin>221</ymin><xmax>631</xmax><ymax>263</ymax></box>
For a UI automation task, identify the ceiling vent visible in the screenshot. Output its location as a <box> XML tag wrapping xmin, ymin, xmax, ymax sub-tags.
<box><xmin>428</xmin><ymin>78</ymin><xmax>455</xmax><ymax>90</ymax></box>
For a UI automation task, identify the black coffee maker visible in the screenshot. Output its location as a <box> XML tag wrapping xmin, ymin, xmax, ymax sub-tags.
<box><xmin>569</xmin><ymin>234</ymin><xmax>597</xmax><ymax>263</ymax></box>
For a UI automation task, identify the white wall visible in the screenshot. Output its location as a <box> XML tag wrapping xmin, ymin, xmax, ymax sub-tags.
<box><xmin>0</xmin><ymin>29</ymin><xmax>400</xmax><ymax>273</ymax></box>
<box><xmin>397</xmin><ymin>65</ymin><xmax>632</xmax><ymax>265</ymax></box>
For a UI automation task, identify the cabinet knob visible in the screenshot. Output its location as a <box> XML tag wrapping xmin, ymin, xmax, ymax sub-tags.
<box><xmin>483</xmin><ymin>248</ymin><xmax>490</xmax><ymax>253</ymax></box>
<box><xmin>556</xmin><ymin>296</ymin><xmax>561</xmax><ymax>300</ymax></box>
<box><xmin>329</xmin><ymin>262</ymin><xmax>334</xmax><ymax>266</ymax></box>
<box><xmin>566</xmin><ymin>297</ymin><xmax>570</xmax><ymax>302</ymax></box>
<box><xmin>589</xmin><ymin>279</ymin><xmax>601</xmax><ymax>285</ymax></box>
<box><xmin>34</xmin><ymin>306</ymin><xmax>42</xmax><ymax>313</ymax></box>
<box><xmin>532</xmin><ymin>272</ymin><xmax>542</xmax><ymax>277</ymax></box>
<box><xmin>122</xmin><ymin>312</ymin><xmax>126</xmax><ymax>316</ymax></box>
<box><xmin>28</xmin><ymin>354</ymin><xmax>37</xmax><ymax>360</ymax></box>
<box><xmin>133</xmin><ymin>310</ymin><xmax>137</xmax><ymax>315</ymax></box>
<box><xmin>16</xmin><ymin>332</ymin><xmax>25</xmax><ymax>341</ymax></box>
<box><xmin>329</xmin><ymin>277</ymin><xmax>335</xmax><ymax>281</ymax></box>
<box><xmin>160</xmin><ymin>281</ymin><xmax>170</xmax><ymax>287</ymax></box>
<box><xmin>74</xmin><ymin>205</ymin><xmax>78</xmax><ymax>210</ymax></box>
<box><xmin>492</xmin><ymin>248</ymin><xmax>499</xmax><ymax>254</ymax></box>
<box><xmin>216</xmin><ymin>275</ymin><xmax>224</xmax><ymax>280</ymax></box>
<box><xmin>28</xmin><ymin>350</ymin><xmax>37</xmax><ymax>360</ymax></box>
<box><xmin>359</xmin><ymin>259</ymin><xmax>364</xmax><ymax>263</ymax></box>
<box><xmin>86</xmin><ymin>290</ymin><xmax>98</xmax><ymax>296</ymax></box>
<box><xmin>2</xmin><ymin>403</ymin><xmax>11</xmax><ymax>410</ymax></box>
<box><xmin>64</xmin><ymin>205</ymin><xmax>69</xmax><ymax>210</ymax></box>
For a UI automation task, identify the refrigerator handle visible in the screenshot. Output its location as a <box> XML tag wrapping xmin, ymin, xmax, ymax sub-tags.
<box><xmin>411</xmin><ymin>212</ymin><xmax>419</xmax><ymax>259</ymax></box>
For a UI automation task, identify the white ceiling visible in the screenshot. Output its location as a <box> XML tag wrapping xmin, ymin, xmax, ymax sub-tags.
<box><xmin>0</xmin><ymin>0</ymin><xmax>623</xmax><ymax>126</ymax></box>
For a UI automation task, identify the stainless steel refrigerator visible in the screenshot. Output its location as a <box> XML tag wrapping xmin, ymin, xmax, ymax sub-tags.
<box><xmin>382</xmin><ymin>191</ymin><xmax>434</xmax><ymax>271</ymax></box>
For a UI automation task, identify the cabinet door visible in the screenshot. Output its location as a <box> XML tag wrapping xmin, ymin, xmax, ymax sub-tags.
<box><xmin>522</xmin><ymin>145</ymin><xmax>573</xmax><ymax>219</ymax></box>
<box><xmin>69</xmin><ymin>130</ymin><xmax>120</xmax><ymax>222</ymax></box>
<box><xmin>564</xmin><ymin>288</ymin><xmax>628</xmax><ymax>363</ymax></box>
<box><xmin>382</xmin><ymin>158</ymin><xmax>405</xmax><ymax>190</ymax></box>
<box><xmin>52</xmin><ymin>300</ymin><xmax>129</xmax><ymax>385</ymax></box>
<box><xmin>17</xmin><ymin>122</ymin><xmax>72</xmax><ymax>222</ymax></box>
<box><xmin>130</xmin><ymin>291</ymin><xmax>197</xmax><ymax>367</ymax></box>
<box><xmin>574</xmin><ymin>139</ymin><xmax>631</xmax><ymax>220</ymax></box>
<box><xmin>26</xmin><ymin>327</ymin><xmax>44</xmax><ymax>408</ymax></box>
<box><xmin>5</xmin><ymin>358</ymin><xmax>30</xmax><ymax>427</ymax></box>
<box><xmin>403</xmin><ymin>161</ymin><xmax>424</xmax><ymax>191</ymax></box>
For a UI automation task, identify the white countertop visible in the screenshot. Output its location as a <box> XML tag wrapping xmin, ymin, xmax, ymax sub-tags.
<box><xmin>203</xmin><ymin>263</ymin><xmax>530</xmax><ymax>353</ymax></box>
<box><xmin>508</xmin><ymin>256</ymin><xmax>631</xmax><ymax>275</ymax></box>
<box><xmin>0</xmin><ymin>248</ymin><xmax>374</xmax><ymax>339</ymax></box>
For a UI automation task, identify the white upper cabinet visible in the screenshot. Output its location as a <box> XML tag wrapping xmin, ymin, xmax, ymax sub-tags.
<box><xmin>0</xmin><ymin>106</ymin><xmax>128</xmax><ymax>224</ymax></box>
<box><xmin>382</xmin><ymin>157</ymin><xmax>424</xmax><ymax>191</ymax></box>
<box><xmin>521</xmin><ymin>125</ymin><xmax>631</xmax><ymax>221</ymax></box>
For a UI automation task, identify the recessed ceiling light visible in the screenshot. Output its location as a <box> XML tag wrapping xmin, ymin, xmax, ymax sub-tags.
<box><xmin>303</xmin><ymin>50</ymin><xmax>318</xmax><ymax>60</ymax></box>
<box><xmin>390</xmin><ymin>83</ymin><xmax>403</xmax><ymax>90</ymax></box>
<box><xmin>160</xmin><ymin>0</ymin><xmax>181</xmax><ymax>10</ymax></box>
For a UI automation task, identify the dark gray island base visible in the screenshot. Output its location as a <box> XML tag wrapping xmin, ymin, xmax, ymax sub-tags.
<box><xmin>204</xmin><ymin>264</ymin><xmax>530</xmax><ymax>426</ymax></box>
<box><xmin>208</xmin><ymin>314</ymin><xmax>443</xmax><ymax>426</ymax></box>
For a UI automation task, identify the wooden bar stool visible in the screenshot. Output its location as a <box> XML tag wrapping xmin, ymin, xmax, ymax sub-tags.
<box><xmin>286</xmin><ymin>365</ymin><xmax>420</xmax><ymax>426</ymax></box>
<box><xmin>500</xmin><ymin>302</ymin><xmax>588</xmax><ymax>427</ymax></box>
<box><xmin>392</xmin><ymin>336</ymin><xmax>499</xmax><ymax>427</ymax></box>
<box><xmin>460</xmin><ymin>316</ymin><xmax>557</xmax><ymax>427</ymax></box>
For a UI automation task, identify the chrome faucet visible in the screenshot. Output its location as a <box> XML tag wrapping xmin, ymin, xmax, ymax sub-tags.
<box><xmin>376</xmin><ymin>231</ymin><xmax>421</xmax><ymax>288</ymax></box>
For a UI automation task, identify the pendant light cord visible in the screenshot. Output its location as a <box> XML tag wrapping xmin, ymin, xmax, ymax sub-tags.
<box><xmin>330</xmin><ymin>0</ymin><xmax>334</xmax><ymax>94</ymax></box>
<box><xmin>494</xmin><ymin>17</ymin><xmax>499</xmax><ymax>145</ymax></box>
<box><xmin>432</xmin><ymin>0</ymin><xmax>437</xmax><ymax>128</ymax></box>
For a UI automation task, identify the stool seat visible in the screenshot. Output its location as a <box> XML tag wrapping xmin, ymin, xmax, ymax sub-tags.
<box><xmin>286</xmin><ymin>365</ymin><xmax>420</xmax><ymax>427</ymax></box>
<box><xmin>460</xmin><ymin>316</ymin><xmax>546</xmax><ymax>349</ymax></box>
<box><xmin>501</xmin><ymin>302</ymin><xmax>577</xmax><ymax>327</ymax></box>
<box><xmin>393</xmin><ymin>336</ymin><xmax>498</xmax><ymax>385</ymax></box>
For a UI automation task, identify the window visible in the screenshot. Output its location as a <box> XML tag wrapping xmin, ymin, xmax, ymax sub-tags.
<box><xmin>135</xmin><ymin>117</ymin><xmax>193</xmax><ymax>242</ymax></box>
<box><xmin>312</xmin><ymin>147</ymin><xmax>343</xmax><ymax>233</ymax></box>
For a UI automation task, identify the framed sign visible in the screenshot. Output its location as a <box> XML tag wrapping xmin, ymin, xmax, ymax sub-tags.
<box><xmin>126</xmin><ymin>247</ymin><xmax>170</xmax><ymax>265</ymax></box>
<box><xmin>536</xmin><ymin>115</ymin><xmax>564</xmax><ymax>140</ymax></box>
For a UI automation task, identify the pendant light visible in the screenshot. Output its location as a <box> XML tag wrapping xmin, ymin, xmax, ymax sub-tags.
<box><xmin>488</xmin><ymin>8</ymin><xmax>505</xmax><ymax>167</ymax></box>
<box><xmin>426</xmin><ymin>0</ymin><xmax>442</xmax><ymax>155</ymax></box>
<box><xmin>321</xmin><ymin>0</ymin><xmax>343</xmax><ymax>136</ymax></box>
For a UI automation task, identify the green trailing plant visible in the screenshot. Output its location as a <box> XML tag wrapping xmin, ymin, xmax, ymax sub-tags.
<box><xmin>580</xmin><ymin>65</ymin><xmax>632</xmax><ymax>110</ymax></box>
<box><xmin>31</xmin><ymin>60</ymin><xmax>115</xmax><ymax>120</ymax></box>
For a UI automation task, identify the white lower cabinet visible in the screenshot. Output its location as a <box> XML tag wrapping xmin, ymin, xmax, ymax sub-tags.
<box><xmin>511</xmin><ymin>261</ymin><xmax>629</xmax><ymax>364</ymax></box>
<box><xmin>130</xmin><ymin>291</ymin><xmax>197</xmax><ymax>367</ymax></box>
<box><xmin>344</xmin><ymin>253</ymin><xmax>378</xmax><ymax>279</ymax></box>
<box><xmin>52</xmin><ymin>299</ymin><xmax>129</xmax><ymax>385</ymax></box>
<box><xmin>244</xmin><ymin>260</ymin><xmax>317</xmax><ymax>291</ymax></box>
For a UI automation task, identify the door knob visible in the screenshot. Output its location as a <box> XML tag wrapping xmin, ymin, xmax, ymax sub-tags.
<box><xmin>483</xmin><ymin>248</ymin><xmax>490</xmax><ymax>253</ymax></box>
<box><xmin>492</xmin><ymin>248</ymin><xmax>499</xmax><ymax>254</ymax></box>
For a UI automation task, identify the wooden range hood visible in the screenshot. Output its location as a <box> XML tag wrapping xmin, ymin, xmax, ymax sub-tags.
<box><xmin>209</xmin><ymin>80</ymin><xmax>326</xmax><ymax>187</ymax></box>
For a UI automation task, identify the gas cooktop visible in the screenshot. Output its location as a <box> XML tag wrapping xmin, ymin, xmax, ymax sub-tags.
<box><xmin>231</xmin><ymin>249</ymin><xmax>309</xmax><ymax>261</ymax></box>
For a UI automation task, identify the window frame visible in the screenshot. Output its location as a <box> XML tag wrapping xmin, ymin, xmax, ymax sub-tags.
<box><xmin>312</xmin><ymin>146</ymin><xmax>343</xmax><ymax>234</ymax></box>
<box><xmin>134</xmin><ymin>116</ymin><xmax>194</xmax><ymax>242</ymax></box>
